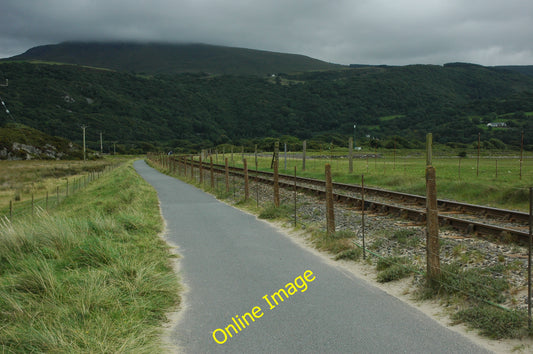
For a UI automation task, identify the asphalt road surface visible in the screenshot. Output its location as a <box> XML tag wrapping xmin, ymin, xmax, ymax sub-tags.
<box><xmin>134</xmin><ymin>160</ymin><xmax>490</xmax><ymax>353</ymax></box>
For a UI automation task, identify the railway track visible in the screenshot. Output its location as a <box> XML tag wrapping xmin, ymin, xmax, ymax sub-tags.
<box><xmin>180</xmin><ymin>157</ymin><xmax>531</xmax><ymax>244</ymax></box>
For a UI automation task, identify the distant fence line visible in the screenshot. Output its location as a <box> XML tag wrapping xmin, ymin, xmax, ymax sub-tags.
<box><xmin>1</xmin><ymin>164</ymin><xmax>120</xmax><ymax>221</ymax></box>
<box><xmin>157</xmin><ymin>139</ymin><xmax>531</xmax><ymax>182</ymax></box>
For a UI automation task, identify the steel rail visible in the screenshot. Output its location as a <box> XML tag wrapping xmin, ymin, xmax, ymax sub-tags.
<box><xmin>182</xmin><ymin>158</ymin><xmax>530</xmax><ymax>243</ymax></box>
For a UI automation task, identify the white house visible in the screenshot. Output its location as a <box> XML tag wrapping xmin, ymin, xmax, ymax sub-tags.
<box><xmin>486</xmin><ymin>122</ymin><xmax>507</xmax><ymax>128</ymax></box>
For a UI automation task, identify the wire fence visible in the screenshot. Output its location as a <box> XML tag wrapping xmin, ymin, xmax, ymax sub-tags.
<box><xmin>149</xmin><ymin>152</ymin><xmax>533</xmax><ymax>337</ymax></box>
<box><xmin>196</xmin><ymin>141</ymin><xmax>532</xmax><ymax>183</ymax></box>
<box><xmin>0</xmin><ymin>164</ymin><xmax>120</xmax><ymax>221</ymax></box>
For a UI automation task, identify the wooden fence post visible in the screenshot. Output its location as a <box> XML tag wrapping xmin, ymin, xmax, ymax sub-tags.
<box><xmin>225</xmin><ymin>158</ymin><xmax>230</xmax><ymax>193</ymax></box>
<box><xmin>284</xmin><ymin>143</ymin><xmax>287</xmax><ymax>171</ymax></box>
<box><xmin>325</xmin><ymin>164</ymin><xmax>335</xmax><ymax>236</ymax></box>
<box><xmin>256</xmin><ymin>153</ymin><xmax>260</xmax><ymax>207</ymax></box>
<box><xmin>520</xmin><ymin>130</ymin><xmax>524</xmax><ymax>180</ymax></box>
<box><xmin>254</xmin><ymin>145</ymin><xmax>258</xmax><ymax>170</ymax></box>
<box><xmin>527</xmin><ymin>187</ymin><xmax>533</xmax><ymax>332</ymax></box>
<box><xmin>210</xmin><ymin>157</ymin><xmax>215</xmax><ymax>189</ymax></box>
<box><xmin>349</xmin><ymin>137</ymin><xmax>353</xmax><ymax>173</ymax></box>
<box><xmin>244</xmin><ymin>158</ymin><xmax>249</xmax><ymax>200</ymax></box>
<box><xmin>190</xmin><ymin>155</ymin><xmax>194</xmax><ymax>180</ymax></box>
<box><xmin>273</xmin><ymin>159</ymin><xmax>280</xmax><ymax>207</ymax></box>
<box><xmin>426</xmin><ymin>133</ymin><xmax>441</xmax><ymax>283</ymax></box>
<box><xmin>199</xmin><ymin>156</ymin><xmax>203</xmax><ymax>184</ymax></box>
<box><xmin>302</xmin><ymin>140</ymin><xmax>307</xmax><ymax>171</ymax></box>
<box><xmin>477</xmin><ymin>132</ymin><xmax>480</xmax><ymax>177</ymax></box>
<box><xmin>361</xmin><ymin>174</ymin><xmax>366</xmax><ymax>259</ymax></box>
<box><xmin>271</xmin><ymin>141</ymin><xmax>280</xmax><ymax>169</ymax></box>
<box><xmin>294</xmin><ymin>166</ymin><xmax>297</xmax><ymax>226</ymax></box>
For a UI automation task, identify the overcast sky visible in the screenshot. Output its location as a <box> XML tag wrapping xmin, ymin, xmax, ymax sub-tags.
<box><xmin>0</xmin><ymin>0</ymin><xmax>532</xmax><ymax>66</ymax></box>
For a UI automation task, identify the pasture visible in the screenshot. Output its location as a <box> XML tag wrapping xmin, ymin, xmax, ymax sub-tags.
<box><xmin>212</xmin><ymin>149</ymin><xmax>532</xmax><ymax>211</ymax></box>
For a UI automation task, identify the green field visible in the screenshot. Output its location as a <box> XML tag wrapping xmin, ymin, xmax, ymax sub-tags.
<box><xmin>210</xmin><ymin>149</ymin><xmax>532</xmax><ymax>212</ymax></box>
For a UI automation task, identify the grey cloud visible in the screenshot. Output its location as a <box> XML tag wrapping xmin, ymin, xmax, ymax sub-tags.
<box><xmin>0</xmin><ymin>0</ymin><xmax>532</xmax><ymax>65</ymax></box>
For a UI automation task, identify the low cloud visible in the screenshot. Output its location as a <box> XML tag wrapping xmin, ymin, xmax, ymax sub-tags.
<box><xmin>1</xmin><ymin>0</ymin><xmax>532</xmax><ymax>65</ymax></box>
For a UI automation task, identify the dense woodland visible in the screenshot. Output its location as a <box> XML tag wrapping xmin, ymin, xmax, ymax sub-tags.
<box><xmin>1</xmin><ymin>60</ymin><xmax>533</xmax><ymax>153</ymax></box>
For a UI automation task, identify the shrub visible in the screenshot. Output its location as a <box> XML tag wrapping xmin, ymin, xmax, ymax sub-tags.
<box><xmin>452</xmin><ymin>305</ymin><xmax>528</xmax><ymax>339</ymax></box>
<box><xmin>427</xmin><ymin>263</ymin><xmax>509</xmax><ymax>303</ymax></box>
<box><xmin>376</xmin><ymin>256</ymin><xmax>409</xmax><ymax>271</ymax></box>
<box><xmin>335</xmin><ymin>248</ymin><xmax>362</xmax><ymax>261</ymax></box>
<box><xmin>258</xmin><ymin>203</ymin><xmax>292</xmax><ymax>219</ymax></box>
<box><xmin>377</xmin><ymin>264</ymin><xmax>413</xmax><ymax>283</ymax></box>
<box><xmin>376</xmin><ymin>256</ymin><xmax>413</xmax><ymax>282</ymax></box>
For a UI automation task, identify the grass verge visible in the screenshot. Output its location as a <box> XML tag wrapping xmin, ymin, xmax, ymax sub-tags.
<box><xmin>258</xmin><ymin>203</ymin><xmax>293</xmax><ymax>220</ymax></box>
<box><xmin>375</xmin><ymin>256</ymin><xmax>414</xmax><ymax>283</ymax></box>
<box><xmin>418</xmin><ymin>262</ymin><xmax>531</xmax><ymax>339</ymax></box>
<box><xmin>452</xmin><ymin>305</ymin><xmax>528</xmax><ymax>339</ymax></box>
<box><xmin>422</xmin><ymin>263</ymin><xmax>509</xmax><ymax>303</ymax></box>
<box><xmin>0</xmin><ymin>162</ymin><xmax>180</xmax><ymax>352</ymax></box>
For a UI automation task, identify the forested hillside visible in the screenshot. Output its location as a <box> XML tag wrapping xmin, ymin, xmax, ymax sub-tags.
<box><xmin>1</xmin><ymin>61</ymin><xmax>533</xmax><ymax>153</ymax></box>
<box><xmin>0</xmin><ymin>123</ymin><xmax>81</xmax><ymax>159</ymax></box>
<box><xmin>495</xmin><ymin>65</ymin><xmax>533</xmax><ymax>77</ymax></box>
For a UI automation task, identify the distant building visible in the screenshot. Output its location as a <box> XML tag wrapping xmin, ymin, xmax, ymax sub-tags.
<box><xmin>486</xmin><ymin>122</ymin><xmax>507</xmax><ymax>128</ymax></box>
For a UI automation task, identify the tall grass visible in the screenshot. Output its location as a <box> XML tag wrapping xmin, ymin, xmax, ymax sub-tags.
<box><xmin>0</xmin><ymin>158</ymin><xmax>129</xmax><ymax>217</ymax></box>
<box><xmin>0</xmin><ymin>163</ymin><xmax>180</xmax><ymax>352</ymax></box>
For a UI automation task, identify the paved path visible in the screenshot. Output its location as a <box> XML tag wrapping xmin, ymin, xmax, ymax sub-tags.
<box><xmin>134</xmin><ymin>160</ymin><xmax>490</xmax><ymax>353</ymax></box>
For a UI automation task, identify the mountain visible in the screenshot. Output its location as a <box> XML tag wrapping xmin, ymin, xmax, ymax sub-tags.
<box><xmin>6</xmin><ymin>42</ymin><xmax>343</xmax><ymax>76</ymax></box>
<box><xmin>1</xmin><ymin>60</ymin><xmax>533</xmax><ymax>153</ymax></box>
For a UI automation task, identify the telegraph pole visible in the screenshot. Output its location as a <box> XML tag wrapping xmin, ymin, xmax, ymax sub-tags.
<box><xmin>100</xmin><ymin>132</ymin><xmax>103</xmax><ymax>154</ymax></box>
<box><xmin>81</xmin><ymin>125</ymin><xmax>88</xmax><ymax>161</ymax></box>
